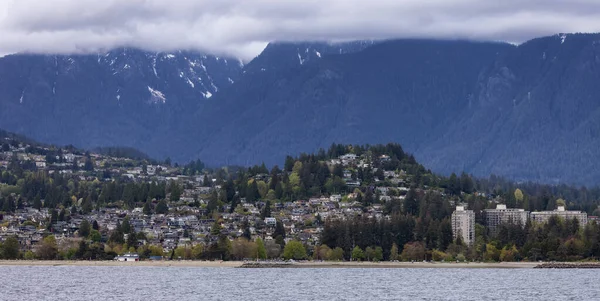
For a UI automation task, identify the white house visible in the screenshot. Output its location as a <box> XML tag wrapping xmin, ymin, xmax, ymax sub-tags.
<box><xmin>264</xmin><ymin>217</ymin><xmax>277</xmax><ymax>226</ymax></box>
<box><xmin>115</xmin><ymin>253</ymin><xmax>140</xmax><ymax>262</ymax></box>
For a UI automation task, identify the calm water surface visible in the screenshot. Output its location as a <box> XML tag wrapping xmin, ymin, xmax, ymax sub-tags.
<box><xmin>1</xmin><ymin>266</ymin><xmax>598</xmax><ymax>300</ymax></box>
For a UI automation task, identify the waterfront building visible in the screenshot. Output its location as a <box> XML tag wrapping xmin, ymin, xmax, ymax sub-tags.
<box><xmin>115</xmin><ymin>253</ymin><xmax>140</xmax><ymax>262</ymax></box>
<box><xmin>484</xmin><ymin>204</ymin><xmax>529</xmax><ymax>237</ymax></box>
<box><xmin>451</xmin><ymin>206</ymin><xmax>475</xmax><ymax>245</ymax></box>
<box><xmin>530</xmin><ymin>206</ymin><xmax>588</xmax><ymax>226</ymax></box>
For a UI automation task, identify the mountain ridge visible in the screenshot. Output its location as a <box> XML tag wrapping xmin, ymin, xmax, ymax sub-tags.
<box><xmin>1</xmin><ymin>34</ymin><xmax>600</xmax><ymax>184</ymax></box>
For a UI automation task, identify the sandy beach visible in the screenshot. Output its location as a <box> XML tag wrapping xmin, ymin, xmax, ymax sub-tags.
<box><xmin>278</xmin><ymin>261</ymin><xmax>540</xmax><ymax>269</ymax></box>
<box><xmin>0</xmin><ymin>260</ymin><xmax>243</xmax><ymax>268</ymax></box>
<box><xmin>0</xmin><ymin>260</ymin><xmax>541</xmax><ymax>269</ymax></box>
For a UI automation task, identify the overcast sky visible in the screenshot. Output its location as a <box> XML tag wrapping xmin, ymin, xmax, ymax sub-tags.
<box><xmin>1</xmin><ymin>0</ymin><xmax>600</xmax><ymax>60</ymax></box>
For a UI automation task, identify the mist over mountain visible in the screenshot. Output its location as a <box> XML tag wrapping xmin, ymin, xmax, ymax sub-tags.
<box><xmin>1</xmin><ymin>34</ymin><xmax>599</xmax><ymax>184</ymax></box>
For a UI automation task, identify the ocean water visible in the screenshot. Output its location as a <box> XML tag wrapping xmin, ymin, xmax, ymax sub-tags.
<box><xmin>1</xmin><ymin>266</ymin><xmax>598</xmax><ymax>300</ymax></box>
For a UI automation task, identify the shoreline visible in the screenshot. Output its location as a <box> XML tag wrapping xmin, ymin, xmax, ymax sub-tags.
<box><xmin>241</xmin><ymin>261</ymin><xmax>541</xmax><ymax>269</ymax></box>
<box><xmin>0</xmin><ymin>260</ymin><xmax>543</xmax><ymax>269</ymax></box>
<box><xmin>0</xmin><ymin>260</ymin><xmax>243</xmax><ymax>268</ymax></box>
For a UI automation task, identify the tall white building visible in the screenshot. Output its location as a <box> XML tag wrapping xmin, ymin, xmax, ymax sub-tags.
<box><xmin>484</xmin><ymin>204</ymin><xmax>529</xmax><ymax>237</ymax></box>
<box><xmin>531</xmin><ymin>206</ymin><xmax>588</xmax><ymax>226</ymax></box>
<box><xmin>451</xmin><ymin>206</ymin><xmax>475</xmax><ymax>245</ymax></box>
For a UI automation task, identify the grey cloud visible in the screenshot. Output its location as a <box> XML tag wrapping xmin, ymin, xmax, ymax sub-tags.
<box><xmin>1</xmin><ymin>0</ymin><xmax>600</xmax><ymax>60</ymax></box>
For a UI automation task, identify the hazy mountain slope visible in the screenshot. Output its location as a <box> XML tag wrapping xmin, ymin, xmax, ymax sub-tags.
<box><xmin>0</xmin><ymin>49</ymin><xmax>242</xmax><ymax>159</ymax></box>
<box><xmin>191</xmin><ymin>40</ymin><xmax>513</xmax><ymax>166</ymax></box>
<box><xmin>420</xmin><ymin>33</ymin><xmax>600</xmax><ymax>184</ymax></box>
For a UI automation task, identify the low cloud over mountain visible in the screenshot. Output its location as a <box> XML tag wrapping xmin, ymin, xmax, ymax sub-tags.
<box><xmin>2</xmin><ymin>0</ymin><xmax>600</xmax><ymax>59</ymax></box>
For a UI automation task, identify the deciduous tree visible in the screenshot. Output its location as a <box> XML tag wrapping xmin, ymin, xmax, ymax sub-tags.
<box><xmin>351</xmin><ymin>246</ymin><xmax>364</xmax><ymax>261</ymax></box>
<box><xmin>1</xmin><ymin>236</ymin><xmax>20</xmax><ymax>259</ymax></box>
<box><xmin>283</xmin><ymin>240</ymin><xmax>307</xmax><ymax>260</ymax></box>
<box><xmin>36</xmin><ymin>235</ymin><xmax>58</xmax><ymax>260</ymax></box>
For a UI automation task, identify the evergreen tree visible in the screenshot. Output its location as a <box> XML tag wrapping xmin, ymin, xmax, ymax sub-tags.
<box><xmin>155</xmin><ymin>200</ymin><xmax>168</xmax><ymax>214</ymax></box>
<box><xmin>211</xmin><ymin>219</ymin><xmax>222</xmax><ymax>236</ymax></box>
<box><xmin>84</xmin><ymin>158</ymin><xmax>94</xmax><ymax>171</ymax></box>
<box><xmin>460</xmin><ymin>172</ymin><xmax>474</xmax><ymax>194</ymax></box>
<box><xmin>242</xmin><ymin>220</ymin><xmax>252</xmax><ymax>240</ymax></box>
<box><xmin>224</xmin><ymin>179</ymin><xmax>236</xmax><ymax>202</ymax></box>
<box><xmin>126</xmin><ymin>231</ymin><xmax>138</xmax><ymax>249</ymax></box>
<box><xmin>143</xmin><ymin>200</ymin><xmax>152</xmax><ymax>215</ymax></box>
<box><xmin>274</xmin><ymin>220</ymin><xmax>286</xmax><ymax>239</ymax></box>
<box><xmin>246</xmin><ymin>180</ymin><xmax>259</xmax><ymax>203</ymax></box>
<box><xmin>2</xmin><ymin>197</ymin><xmax>15</xmax><ymax>213</ymax></box>
<box><xmin>92</xmin><ymin>220</ymin><xmax>99</xmax><ymax>231</ymax></box>
<box><xmin>390</xmin><ymin>243</ymin><xmax>399</xmax><ymax>261</ymax></box>
<box><xmin>32</xmin><ymin>194</ymin><xmax>42</xmax><ymax>210</ymax></box>
<box><xmin>121</xmin><ymin>216</ymin><xmax>131</xmax><ymax>234</ymax></box>
<box><xmin>50</xmin><ymin>209</ymin><xmax>58</xmax><ymax>225</ymax></box>
<box><xmin>261</xmin><ymin>200</ymin><xmax>272</xmax><ymax>219</ymax></box>
<box><xmin>169</xmin><ymin>182</ymin><xmax>181</xmax><ymax>202</ymax></box>
<box><xmin>448</xmin><ymin>173</ymin><xmax>461</xmax><ymax>195</ymax></box>
<box><xmin>108</xmin><ymin>230</ymin><xmax>124</xmax><ymax>245</ymax></box>
<box><xmin>207</xmin><ymin>191</ymin><xmax>219</xmax><ymax>213</ymax></box>
<box><xmin>79</xmin><ymin>219</ymin><xmax>91</xmax><ymax>238</ymax></box>
<box><xmin>81</xmin><ymin>196</ymin><xmax>93</xmax><ymax>214</ymax></box>
<box><xmin>229</xmin><ymin>195</ymin><xmax>240</xmax><ymax>214</ymax></box>
<box><xmin>404</xmin><ymin>188</ymin><xmax>419</xmax><ymax>216</ymax></box>
<box><xmin>75</xmin><ymin>240</ymin><xmax>89</xmax><ymax>259</ymax></box>
<box><xmin>269</xmin><ymin>167</ymin><xmax>280</xmax><ymax>190</ymax></box>
<box><xmin>438</xmin><ymin>219</ymin><xmax>453</xmax><ymax>251</ymax></box>
<box><xmin>284</xmin><ymin>156</ymin><xmax>295</xmax><ymax>172</ymax></box>
<box><xmin>72</xmin><ymin>158</ymin><xmax>79</xmax><ymax>171</ymax></box>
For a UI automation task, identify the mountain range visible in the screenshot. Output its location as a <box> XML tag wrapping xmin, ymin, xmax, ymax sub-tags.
<box><xmin>1</xmin><ymin>33</ymin><xmax>599</xmax><ymax>185</ymax></box>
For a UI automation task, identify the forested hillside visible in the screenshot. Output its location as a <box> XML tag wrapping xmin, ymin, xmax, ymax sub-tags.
<box><xmin>1</xmin><ymin>134</ymin><xmax>600</xmax><ymax>262</ymax></box>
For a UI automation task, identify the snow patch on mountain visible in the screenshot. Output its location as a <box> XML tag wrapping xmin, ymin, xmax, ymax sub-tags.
<box><xmin>152</xmin><ymin>57</ymin><xmax>158</xmax><ymax>77</ymax></box>
<box><xmin>148</xmin><ymin>86</ymin><xmax>166</xmax><ymax>104</ymax></box>
<box><xmin>297</xmin><ymin>53</ymin><xmax>305</xmax><ymax>65</ymax></box>
<box><xmin>186</xmin><ymin>78</ymin><xmax>195</xmax><ymax>88</ymax></box>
